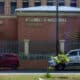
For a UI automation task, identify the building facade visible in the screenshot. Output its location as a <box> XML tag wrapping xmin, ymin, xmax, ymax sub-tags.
<box><xmin>0</xmin><ymin>0</ymin><xmax>80</xmax><ymax>16</ymax></box>
<box><xmin>0</xmin><ymin>4</ymin><xmax>80</xmax><ymax>69</ymax></box>
<box><xmin>16</xmin><ymin>6</ymin><xmax>80</xmax><ymax>54</ymax></box>
<box><xmin>0</xmin><ymin>6</ymin><xmax>79</xmax><ymax>54</ymax></box>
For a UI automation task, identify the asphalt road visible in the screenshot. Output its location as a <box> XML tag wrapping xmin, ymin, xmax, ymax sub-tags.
<box><xmin>0</xmin><ymin>69</ymin><xmax>80</xmax><ymax>73</ymax></box>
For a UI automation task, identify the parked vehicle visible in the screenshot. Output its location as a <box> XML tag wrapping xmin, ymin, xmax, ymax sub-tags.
<box><xmin>0</xmin><ymin>53</ymin><xmax>20</xmax><ymax>70</ymax></box>
<box><xmin>48</xmin><ymin>49</ymin><xmax>80</xmax><ymax>70</ymax></box>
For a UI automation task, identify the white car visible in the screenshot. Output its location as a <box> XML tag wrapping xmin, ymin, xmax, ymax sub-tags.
<box><xmin>48</xmin><ymin>49</ymin><xmax>80</xmax><ymax>70</ymax></box>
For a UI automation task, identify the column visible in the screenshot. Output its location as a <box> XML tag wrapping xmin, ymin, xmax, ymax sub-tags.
<box><xmin>77</xmin><ymin>0</ymin><xmax>80</xmax><ymax>7</ymax></box>
<box><xmin>53</xmin><ymin>0</ymin><xmax>57</xmax><ymax>6</ymax></box>
<box><xmin>5</xmin><ymin>0</ymin><xmax>10</xmax><ymax>15</ymax></box>
<box><xmin>17</xmin><ymin>0</ymin><xmax>22</xmax><ymax>8</ymax></box>
<box><xmin>24</xmin><ymin>39</ymin><xmax>30</xmax><ymax>56</ymax></box>
<box><xmin>65</xmin><ymin>0</ymin><xmax>70</xmax><ymax>6</ymax></box>
<box><xmin>41</xmin><ymin>0</ymin><xmax>47</xmax><ymax>6</ymax></box>
<box><xmin>59</xmin><ymin>40</ymin><xmax>65</xmax><ymax>53</ymax></box>
<box><xmin>29</xmin><ymin>0</ymin><xmax>34</xmax><ymax>7</ymax></box>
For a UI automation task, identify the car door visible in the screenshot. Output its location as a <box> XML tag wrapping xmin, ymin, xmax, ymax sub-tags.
<box><xmin>0</xmin><ymin>54</ymin><xmax>4</xmax><ymax>66</ymax></box>
<box><xmin>67</xmin><ymin>51</ymin><xmax>78</xmax><ymax>64</ymax></box>
<box><xmin>2</xmin><ymin>54</ymin><xmax>12</xmax><ymax>66</ymax></box>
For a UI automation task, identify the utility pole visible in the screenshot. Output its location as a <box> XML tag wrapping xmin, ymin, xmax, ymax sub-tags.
<box><xmin>56</xmin><ymin>0</ymin><xmax>59</xmax><ymax>55</ymax></box>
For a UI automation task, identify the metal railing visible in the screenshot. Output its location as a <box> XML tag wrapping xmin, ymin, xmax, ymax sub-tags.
<box><xmin>0</xmin><ymin>40</ymin><xmax>55</xmax><ymax>60</ymax></box>
<box><xmin>1</xmin><ymin>40</ymin><xmax>80</xmax><ymax>60</ymax></box>
<box><xmin>65</xmin><ymin>40</ymin><xmax>80</xmax><ymax>52</ymax></box>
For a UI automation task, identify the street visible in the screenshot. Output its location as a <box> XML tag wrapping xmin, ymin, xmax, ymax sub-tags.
<box><xmin>0</xmin><ymin>69</ymin><xmax>80</xmax><ymax>73</ymax></box>
<box><xmin>0</xmin><ymin>70</ymin><xmax>80</xmax><ymax>75</ymax></box>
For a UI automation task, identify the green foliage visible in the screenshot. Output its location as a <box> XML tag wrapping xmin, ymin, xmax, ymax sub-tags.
<box><xmin>45</xmin><ymin>66</ymin><xmax>54</xmax><ymax>78</ymax></box>
<box><xmin>57</xmin><ymin>76</ymin><xmax>69</xmax><ymax>79</ymax></box>
<box><xmin>45</xmin><ymin>73</ymin><xmax>50</xmax><ymax>78</ymax></box>
<box><xmin>45</xmin><ymin>73</ymin><xmax>52</xmax><ymax>78</ymax></box>
<box><xmin>0</xmin><ymin>75</ymin><xmax>80</xmax><ymax>80</ymax></box>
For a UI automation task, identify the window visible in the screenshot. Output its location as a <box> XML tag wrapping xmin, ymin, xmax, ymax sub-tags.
<box><xmin>59</xmin><ymin>0</ymin><xmax>65</xmax><ymax>6</ymax></box>
<box><xmin>47</xmin><ymin>0</ymin><xmax>55</xmax><ymax>6</ymax></box>
<box><xmin>68</xmin><ymin>51</ymin><xmax>77</xmax><ymax>56</ymax></box>
<box><xmin>34</xmin><ymin>0</ymin><xmax>41</xmax><ymax>6</ymax></box>
<box><xmin>10</xmin><ymin>1</ymin><xmax>17</xmax><ymax>15</ymax></box>
<box><xmin>70</xmin><ymin>0</ymin><xmax>77</xmax><ymax>7</ymax></box>
<box><xmin>22</xmin><ymin>0</ymin><xmax>29</xmax><ymax>8</ymax></box>
<box><xmin>0</xmin><ymin>2</ymin><xmax>4</xmax><ymax>15</ymax></box>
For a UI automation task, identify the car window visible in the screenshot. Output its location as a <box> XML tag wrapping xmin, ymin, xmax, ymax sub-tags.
<box><xmin>2</xmin><ymin>54</ymin><xmax>15</xmax><ymax>59</ymax></box>
<box><xmin>68</xmin><ymin>51</ymin><xmax>77</xmax><ymax>56</ymax></box>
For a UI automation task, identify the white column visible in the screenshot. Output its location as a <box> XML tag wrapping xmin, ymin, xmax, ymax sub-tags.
<box><xmin>65</xmin><ymin>0</ymin><xmax>70</xmax><ymax>6</ymax></box>
<box><xmin>24</xmin><ymin>39</ymin><xmax>30</xmax><ymax>56</ymax></box>
<box><xmin>59</xmin><ymin>40</ymin><xmax>65</xmax><ymax>53</ymax></box>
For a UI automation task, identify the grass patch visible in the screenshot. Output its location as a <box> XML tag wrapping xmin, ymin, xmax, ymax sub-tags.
<box><xmin>0</xmin><ymin>75</ymin><xmax>80</xmax><ymax>80</ymax></box>
<box><xmin>0</xmin><ymin>75</ymin><xmax>39</xmax><ymax>80</ymax></box>
<box><xmin>40</xmin><ymin>75</ymin><xmax>80</xmax><ymax>80</ymax></box>
<box><xmin>57</xmin><ymin>76</ymin><xmax>69</xmax><ymax>79</ymax></box>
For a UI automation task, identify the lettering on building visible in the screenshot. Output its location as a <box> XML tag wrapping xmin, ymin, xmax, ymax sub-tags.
<box><xmin>25</xmin><ymin>17</ymin><xmax>67</xmax><ymax>23</ymax></box>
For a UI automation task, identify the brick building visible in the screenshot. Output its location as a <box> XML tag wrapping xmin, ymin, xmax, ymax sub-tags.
<box><xmin>0</xmin><ymin>5</ymin><xmax>80</xmax><ymax>54</ymax></box>
<box><xmin>0</xmin><ymin>0</ymin><xmax>80</xmax><ymax>16</ymax></box>
<box><xmin>15</xmin><ymin>6</ymin><xmax>80</xmax><ymax>54</ymax></box>
<box><xmin>0</xmin><ymin>1</ymin><xmax>80</xmax><ymax>69</ymax></box>
<box><xmin>16</xmin><ymin>6</ymin><xmax>80</xmax><ymax>69</ymax></box>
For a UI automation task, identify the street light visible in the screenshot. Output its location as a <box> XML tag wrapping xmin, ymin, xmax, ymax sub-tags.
<box><xmin>56</xmin><ymin>0</ymin><xmax>59</xmax><ymax>55</ymax></box>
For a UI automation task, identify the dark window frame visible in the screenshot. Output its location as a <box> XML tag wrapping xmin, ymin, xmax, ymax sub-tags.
<box><xmin>10</xmin><ymin>2</ymin><xmax>17</xmax><ymax>15</ymax></box>
<box><xmin>34</xmin><ymin>0</ymin><xmax>41</xmax><ymax>6</ymax></box>
<box><xmin>0</xmin><ymin>2</ymin><xmax>4</xmax><ymax>15</ymax></box>
<box><xmin>23</xmin><ymin>2</ymin><xmax>29</xmax><ymax>8</ymax></box>
<box><xmin>70</xmin><ymin>0</ymin><xmax>77</xmax><ymax>7</ymax></box>
<box><xmin>59</xmin><ymin>0</ymin><xmax>65</xmax><ymax>6</ymax></box>
<box><xmin>22</xmin><ymin>0</ymin><xmax>29</xmax><ymax>8</ymax></box>
<box><xmin>47</xmin><ymin>0</ymin><xmax>53</xmax><ymax>6</ymax></box>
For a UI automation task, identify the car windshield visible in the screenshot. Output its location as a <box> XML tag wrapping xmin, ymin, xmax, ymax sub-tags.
<box><xmin>67</xmin><ymin>51</ymin><xmax>77</xmax><ymax>56</ymax></box>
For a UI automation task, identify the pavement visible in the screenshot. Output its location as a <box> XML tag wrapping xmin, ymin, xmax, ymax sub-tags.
<box><xmin>0</xmin><ymin>72</ymin><xmax>80</xmax><ymax>75</ymax></box>
<box><xmin>0</xmin><ymin>69</ymin><xmax>80</xmax><ymax>75</ymax></box>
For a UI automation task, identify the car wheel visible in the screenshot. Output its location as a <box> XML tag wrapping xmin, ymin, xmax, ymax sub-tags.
<box><xmin>13</xmin><ymin>65</ymin><xmax>18</xmax><ymax>70</ymax></box>
<box><xmin>55</xmin><ymin>63</ymin><xmax>65</xmax><ymax>71</ymax></box>
<box><xmin>12</xmin><ymin>62</ymin><xmax>19</xmax><ymax>70</ymax></box>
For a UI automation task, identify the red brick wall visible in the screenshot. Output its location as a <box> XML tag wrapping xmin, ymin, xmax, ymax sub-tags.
<box><xmin>17</xmin><ymin>16</ymin><xmax>57</xmax><ymax>52</ymax></box>
<box><xmin>18</xmin><ymin>16</ymin><xmax>78</xmax><ymax>41</ymax></box>
<box><xmin>18</xmin><ymin>16</ymin><xmax>56</xmax><ymax>41</ymax></box>
<box><xmin>0</xmin><ymin>17</ymin><xmax>17</xmax><ymax>40</ymax></box>
<box><xmin>19</xmin><ymin>60</ymin><xmax>48</xmax><ymax>70</ymax></box>
<box><xmin>17</xmin><ymin>15</ymin><xmax>80</xmax><ymax>52</ymax></box>
<box><xmin>64</xmin><ymin>16</ymin><xmax>80</xmax><ymax>40</ymax></box>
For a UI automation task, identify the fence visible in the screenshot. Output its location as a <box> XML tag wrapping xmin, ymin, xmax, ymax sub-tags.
<box><xmin>65</xmin><ymin>40</ymin><xmax>80</xmax><ymax>52</ymax></box>
<box><xmin>0</xmin><ymin>40</ymin><xmax>80</xmax><ymax>60</ymax></box>
<box><xmin>0</xmin><ymin>40</ymin><xmax>56</xmax><ymax>60</ymax></box>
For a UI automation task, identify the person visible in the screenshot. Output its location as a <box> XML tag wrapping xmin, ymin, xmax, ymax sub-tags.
<box><xmin>53</xmin><ymin>51</ymin><xmax>70</xmax><ymax>70</ymax></box>
<box><xmin>49</xmin><ymin>51</ymin><xmax>70</xmax><ymax>70</ymax></box>
<box><xmin>57</xmin><ymin>51</ymin><xmax>70</xmax><ymax>64</ymax></box>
